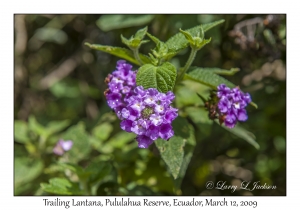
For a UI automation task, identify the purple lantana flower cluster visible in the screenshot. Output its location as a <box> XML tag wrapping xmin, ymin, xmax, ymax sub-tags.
<box><xmin>217</xmin><ymin>84</ymin><xmax>251</xmax><ymax>128</ymax></box>
<box><xmin>120</xmin><ymin>86</ymin><xmax>178</xmax><ymax>148</ymax></box>
<box><xmin>105</xmin><ymin>60</ymin><xmax>178</xmax><ymax>148</ymax></box>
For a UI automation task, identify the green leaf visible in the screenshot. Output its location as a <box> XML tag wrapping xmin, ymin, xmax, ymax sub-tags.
<box><xmin>121</xmin><ymin>34</ymin><xmax>131</xmax><ymax>46</ymax></box>
<box><xmin>155</xmin><ymin>139</ymin><xmax>184</xmax><ymax>180</ymax></box>
<box><xmin>179</xmin><ymin>28</ymin><xmax>196</xmax><ymax>43</ymax></box>
<box><xmin>146</xmin><ymin>33</ymin><xmax>171</xmax><ymax>64</ymax></box>
<box><xmin>134</xmin><ymin>26</ymin><xmax>148</xmax><ymax>40</ymax></box>
<box><xmin>198</xmin><ymin>67</ymin><xmax>240</xmax><ymax>76</ymax></box>
<box><xmin>184</xmin><ymin>66</ymin><xmax>236</xmax><ymax>89</ymax></box>
<box><xmin>58</xmin><ymin>163</ymin><xmax>90</xmax><ymax>180</ymax></box>
<box><xmin>155</xmin><ymin>117</ymin><xmax>196</xmax><ymax>181</ymax></box>
<box><xmin>173</xmin><ymin>139</ymin><xmax>195</xmax><ymax>190</ymax></box>
<box><xmin>86</xmin><ymin>162</ymin><xmax>112</xmax><ymax>185</ymax></box>
<box><xmin>217</xmin><ymin>121</ymin><xmax>260</xmax><ymax>149</ymax></box>
<box><xmin>147</xmin><ymin>33</ymin><xmax>182</xmax><ymax>62</ymax></box>
<box><xmin>184</xmin><ymin>105</ymin><xmax>213</xmax><ymax>138</ymax></box>
<box><xmin>121</xmin><ymin>27</ymin><xmax>150</xmax><ymax>49</ymax></box>
<box><xmin>136</xmin><ymin>62</ymin><xmax>177</xmax><ymax>93</ymax></box>
<box><xmin>85</xmin><ymin>43</ymin><xmax>151</xmax><ymax>66</ymax></box>
<box><xmin>59</xmin><ymin>163</ymin><xmax>84</xmax><ymax>175</ymax></box>
<box><xmin>49</xmin><ymin>79</ymin><xmax>81</xmax><ymax>98</ymax></box>
<box><xmin>46</xmin><ymin>119</ymin><xmax>70</xmax><ymax>135</ymax></box>
<box><xmin>179</xmin><ymin>27</ymin><xmax>211</xmax><ymax>50</ymax></box>
<box><xmin>61</xmin><ymin>122</ymin><xmax>91</xmax><ymax>162</ymax></box>
<box><xmin>40</xmin><ymin>178</ymin><xmax>82</xmax><ymax>195</ymax></box>
<box><xmin>92</xmin><ymin>122</ymin><xmax>113</xmax><ymax>141</ymax></box>
<box><xmin>185</xmin><ymin>107</ymin><xmax>212</xmax><ymax>125</ymax></box>
<box><xmin>175</xmin><ymin>86</ymin><xmax>202</xmax><ymax>108</ymax></box>
<box><xmin>108</xmin><ymin>132</ymin><xmax>136</xmax><ymax>149</ymax></box>
<box><xmin>165</xmin><ymin>19</ymin><xmax>225</xmax><ymax>58</ymax></box>
<box><xmin>146</xmin><ymin>32</ymin><xmax>162</xmax><ymax>45</ymax></box>
<box><xmin>58</xmin><ymin>162</ymin><xmax>111</xmax><ymax>184</ymax></box>
<box><xmin>28</xmin><ymin>115</ymin><xmax>48</xmax><ymax>137</ymax></box>
<box><xmin>15</xmin><ymin>158</ymin><xmax>43</xmax><ymax>189</ymax></box>
<box><xmin>14</xmin><ymin>120</ymin><xmax>30</xmax><ymax>144</ymax></box>
<box><xmin>96</xmin><ymin>15</ymin><xmax>155</xmax><ymax>32</ymax></box>
<box><xmin>184</xmin><ymin>67</ymin><xmax>258</xmax><ymax>108</ymax></box>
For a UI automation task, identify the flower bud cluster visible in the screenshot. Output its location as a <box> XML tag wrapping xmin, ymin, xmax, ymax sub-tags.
<box><xmin>105</xmin><ymin>60</ymin><xmax>178</xmax><ymax>148</ymax></box>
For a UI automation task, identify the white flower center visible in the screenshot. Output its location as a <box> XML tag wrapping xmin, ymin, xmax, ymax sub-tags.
<box><xmin>234</xmin><ymin>102</ymin><xmax>240</xmax><ymax>109</ymax></box>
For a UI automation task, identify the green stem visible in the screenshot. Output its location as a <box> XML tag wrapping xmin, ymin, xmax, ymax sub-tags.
<box><xmin>38</xmin><ymin>136</ymin><xmax>47</xmax><ymax>153</ymax></box>
<box><xmin>81</xmin><ymin>179</ymin><xmax>92</xmax><ymax>195</ymax></box>
<box><xmin>132</xmin><ymin>47</ymin><xmax>143</xmax><ymax>66</ymax></box>
<box><xmin>176</xmin><ymin>46</ymin><xmax>198</xmax><ymax>83</ymax></box>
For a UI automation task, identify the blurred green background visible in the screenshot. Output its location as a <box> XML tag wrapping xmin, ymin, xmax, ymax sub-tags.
<box><xmin>14</xmin><ymin>14</ymin><xmax>286</xmax><ymax>196</ymax></box>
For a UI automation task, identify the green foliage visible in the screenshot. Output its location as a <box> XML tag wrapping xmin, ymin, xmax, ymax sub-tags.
<box><xmin>92</xmin><ymin>122</ymin><xmax>113</xmax><ymax>141</ymax></box>
<box><xmin>96</xmin><ymin>15</ymin><xmax>155</xmax><ymax>31</ymax></box>
<box><xmin>146</xmin><ymin>32</ymin><xmax>161</xmax><ymax>45</ymax></box>
<box><xmin>273</xmin><ymin>136</ymin><xmax>285</xmax><ymax>153</ymax></box>
<box><xmin>107</xmin><ymin>132</ymin><xmax>135</xmax><ymax>149</ymax></box>
<box><xmin>195</xmin><ymin>67</ymin><xmax>240</xmax><ymax>76</ymax></box>
<box><xmin>155</xmin><ymin>117</ymin><xmax>195</xmax><ymax>181</ymax></box>
<box><xmin>61</xmin><ymin>122</ymin><xmax>91</xmax><ymax>162</ymax></box>
<box><xmin>175</xmin><ymin>84</ymin><xmax>204</xmax><ymax>108</ymax></box>
<box><xmin>179</xmin><ymin>27</ymin><xmax>211</xmax><ymax>50</ymax></box>
<box><xmin>165</xmin><ymin>19</ymin><xmax>225</xmax><ymax>58</ymax></box>
<box><xmin>121</xmin><ymin>26</ymin><xmax>149</xmax><ymax>49</ymax></box>
<box><xmin>41</xmin><ymin>178</ymin><xmax>82</xmax><ymax>195</ymax></box>
<box><xmin>14</xmin><ymin>120</ymin><xmax>30</xmax><ymax>144</ymax></box>
<box><xmin>155</xmin><ymin>138</ymin><xmax>184</xmax><ymax>180</ymax></box>
<box><xmin>59</xmin><ymin>161</ymin><xmax>112</xmax><ymax>185</ymax></box>
<box><xmin>28</xmin><ymin>115</ymin><xmax>48</xmax><ymax>138</ymax></box>
<box><xmin>146</xmin><ymin>33</ymin><xmax>172</xmax><ymax>63</ymax></box>
<box><xmin>86</xmin><ymin>162</ymin><xmax>112</xmax><ymax>185</ymax></box>
<box><xmin>136</xmin><ymin>62</ymin><xmax>177</xmax><ymax>93</ymax></box>
<box><xmin>49</xmin><ymin>80</ymin><xmax>81</xmax><ymax>98</ymax></box>
<box><xmin>15</xmin><ymin>158</ymin><xmax>43</xmax><ymax>194</ymax></box>
<box><xmin>185</xmin><ymin>107</ymin><xmax>213</xmax><ymax>125</ymax></box>
<box><xmin>84</xmin><ymin>43</ymin><xmax>151</xmax><ymax>66</ymax></box>
<box><xmin>185</xmin><ymin>66</ymin><xmax>236</xmax><ymax>89</ymax></box>
<box><xmin>218</xmin><ymin>121</ymin><xmax>260</xmax><ymax>149</ymax></box>
<box><xmin>46</xmin><ymin>120</ymin><xmax>70</xmax><ymax>134</ymax></box>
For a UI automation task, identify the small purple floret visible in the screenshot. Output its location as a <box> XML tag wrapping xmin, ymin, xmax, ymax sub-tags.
<box><xmin>53</xmin><ymin>139</ymin><xmax>73</xmax><ymax>156</ymax></box>
<box><xmin>136</xmin><ymin>135</ymin><xmax>154</xmax><ymax>148</ymax></box>
<box><xmin>217</xmin><ymin>84</ymin><xmax>231</xmax><ymax>98</ymax></box>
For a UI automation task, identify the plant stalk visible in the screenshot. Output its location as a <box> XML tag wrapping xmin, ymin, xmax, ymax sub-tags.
<box><xmin>81</xmin><ymin>179</ymin><xmax>92</xmax><ymax>195</ymax></box>
<box><xmin>132</xmin><ymin>47</ymin><xmax>143</xmax><ymax>66</ymax></box>
<box><xmin>176</xmin><ymin>46</ymin><xmax>198</xmax><ymax>84</ymax></box>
